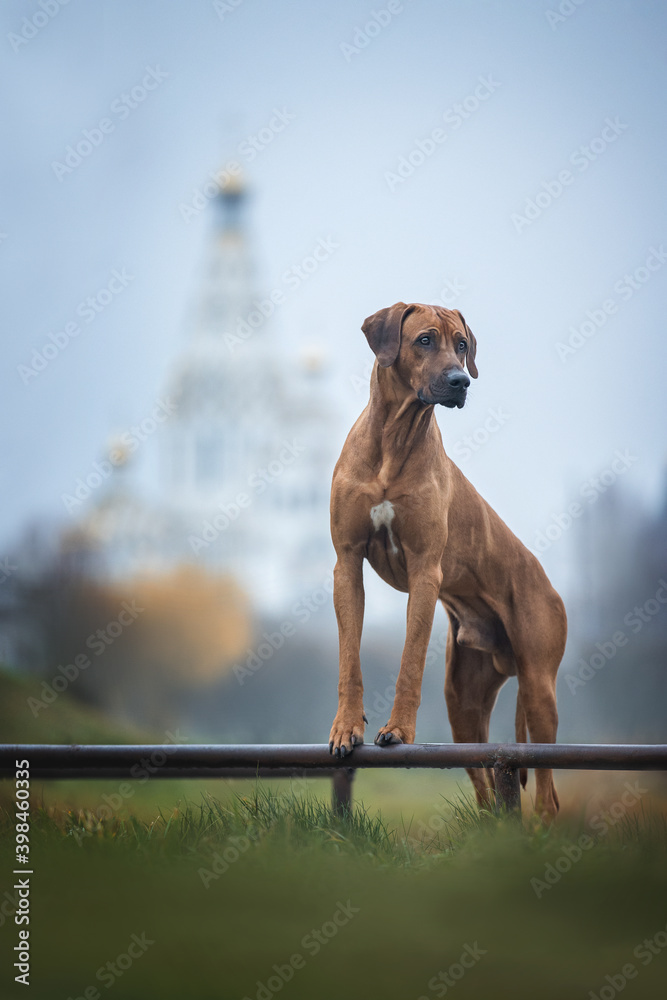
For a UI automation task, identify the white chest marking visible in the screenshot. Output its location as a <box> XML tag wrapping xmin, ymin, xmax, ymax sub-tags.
<box><xmin>370</xmin><ymin>500</ymin><xmax>399</xmax><ymax>554</ymax></box>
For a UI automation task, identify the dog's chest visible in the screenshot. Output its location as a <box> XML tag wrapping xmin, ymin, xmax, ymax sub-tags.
<box><xmin>369</xmin><ymin>500</ymin><xmax>399</xmax><ymax>554</ymax></box>
<box><xmin>364</xmin><ymin>497</ymin><xmax>413</xmax><ymax>591</ymax></box>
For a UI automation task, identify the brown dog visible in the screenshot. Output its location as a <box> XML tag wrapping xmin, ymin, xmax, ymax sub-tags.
<box><xmin>328</xmin><ymin>302</ymin><xmax>567</xmax><ymax>820</ymax></box>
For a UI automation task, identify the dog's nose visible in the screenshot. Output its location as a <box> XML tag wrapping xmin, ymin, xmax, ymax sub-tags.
<box><xmin>446</xmin><ymin>370</ymin><xmax>470</xmax><ymax>390</ymax></box>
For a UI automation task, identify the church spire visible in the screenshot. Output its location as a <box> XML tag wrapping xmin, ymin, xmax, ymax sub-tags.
<box><xmin>214</xmin><ymin>170</ymin><xmax>247</xmax><ymax>234</ymax></box>
<box><xmin>189</xmin><ymin>167</ymin><xmax>257</xmax><ymax>343</ymax></box>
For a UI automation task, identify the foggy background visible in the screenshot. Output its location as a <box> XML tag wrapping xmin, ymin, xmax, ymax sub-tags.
<box><xmin>1</xmin><ymin>0</ymin><xmax>665</xmax><ymax>748</ymax></box>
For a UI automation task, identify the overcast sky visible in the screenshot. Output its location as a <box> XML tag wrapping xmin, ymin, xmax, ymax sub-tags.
<box><xmin>2</xmin><ymin>0</ymin><xmax>666</xmax><ymax>599</ymax></box>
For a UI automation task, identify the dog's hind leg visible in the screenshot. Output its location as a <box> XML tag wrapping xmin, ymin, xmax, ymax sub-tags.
<box><xmin>517</xmin><ymin>667</ymin><xmax>560</xmax><ymax>821</ymax></box>
<box><xmin>508</xmin><ymin>588</ymin><xmax>565</xmax><ymax>822</ymax></box>
<box><xmin>515</xmin><ymin>689</ymin><xmax>528</xmax><ymax>790</ymax></box>
<box><xmin>444</xmin><ymin>627</ymin><xmax>507</xmax><ymax>810</ymax></box>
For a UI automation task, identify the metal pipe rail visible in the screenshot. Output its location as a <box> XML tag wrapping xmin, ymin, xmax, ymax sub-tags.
<box><xmin>3</xmin><ymin>743</ymin><xmax>667</xmax><ymax>815</ymax></box>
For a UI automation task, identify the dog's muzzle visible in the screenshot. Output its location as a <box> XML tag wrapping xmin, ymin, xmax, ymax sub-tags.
<box><xmin>419</xmin><ymin>369</ymin><xmax>470</xmax><ymax>408</ymax></box>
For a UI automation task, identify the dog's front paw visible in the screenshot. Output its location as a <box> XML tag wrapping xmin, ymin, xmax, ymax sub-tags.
<box><xmin>328</xmin><ymin>714</ymin><xmax>365</xmax><ymax>758</ymax></box>
<box><xmin>374</xmin><ymin>723</ymin><xmax>413</xmax><ymax>746</ymax></box>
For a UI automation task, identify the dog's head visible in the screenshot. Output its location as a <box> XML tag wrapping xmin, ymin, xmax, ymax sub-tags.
<box><xmin>362</xmin><ymin>302</ymin><xmax>478</xmax><ymax>409</ymax></box>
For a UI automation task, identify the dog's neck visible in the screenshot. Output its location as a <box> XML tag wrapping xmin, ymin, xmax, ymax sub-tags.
<box><xmin>366</xmin><ymin>363</ymin><xmax>438</xmax><ymax>483</ymax></box>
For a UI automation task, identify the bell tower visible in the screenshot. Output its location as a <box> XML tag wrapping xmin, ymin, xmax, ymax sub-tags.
<box><xmin>164</xmin><ymin>171</ymin><xmax>278</xmax><ymax>513</ymax></box>
<box><xmin>192</xmin><ymin>172</ymin><xmax>257</xmax><ymax>343</ymax></box>
<box><xmin>68</xmin><ymin>164</ymin><xmax>340</xmax><ymax>616</ymax></box>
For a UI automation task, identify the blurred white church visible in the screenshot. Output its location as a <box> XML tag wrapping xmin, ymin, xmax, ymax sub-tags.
<box><xmin>66</xmin><ymin>172</ymin><xmax>340</xmax><ymax>616</ymax></box>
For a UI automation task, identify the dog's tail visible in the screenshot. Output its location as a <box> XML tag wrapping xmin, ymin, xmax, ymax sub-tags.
<box><xmin>515</xmin><ymin>691</ymin><xmax>528</xmax><ymax>789</ymax></box>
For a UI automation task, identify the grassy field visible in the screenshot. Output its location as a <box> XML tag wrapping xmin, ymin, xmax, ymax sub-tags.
<box><xmin>1</xmin><ymin>669</ymin><xmax>666</xmax><ymax>999</ymax></box>
<box><xmin>0</xmin><ymin>774</ymin><xmax>665</xmax><ymax>1000</ymax></box>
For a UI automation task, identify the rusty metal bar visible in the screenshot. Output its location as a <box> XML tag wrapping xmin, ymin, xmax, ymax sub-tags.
<box><xmin>13</xmin><ymin>767</ymin><xmax>336</xmax><ymax>781</ymax></box>
<box><xmin>331</xmin><ymin>767</ymin><xmax>354</xmax><ymax>815</ymax></box>
<box><xmin>493</xmin><ymin>761</ymin><xmax>521</xmax><ymax>815</ymax></box>
<box><xmin>5</xmin><ymin>744</ymin><xmax>666</xmax><ymax>818</ymax></box>
<box><xmin>2</xmin><ymin>743</ymin><xmax>667</xmax><ymax>777</ymax></box>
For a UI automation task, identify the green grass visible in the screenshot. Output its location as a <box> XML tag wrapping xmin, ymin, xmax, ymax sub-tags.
<box><xmin>30</xmin><ymin>784</ymin><xmax>402</xmax><ymax>865</ymax></box>
<box><xmin>1</xmin><ymin>781</ymin><xmax>666</xmax><ymax>1000</ymax></box>
<box><xmin>1</xmin><ymin>668</ymin><xmax>666</xmax><ymax>999</ymax></box>
<box><xmin>0</xmin><ymin>667</ymin><xmax>149</xmax><ymax>745</ymax></box>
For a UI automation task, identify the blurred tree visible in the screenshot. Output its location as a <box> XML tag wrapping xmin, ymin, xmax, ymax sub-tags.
<box><xmin>1</xmin><ymin>529</ymin><xmax>251</xmax><ymax>730</ymax></box>
<box><xmin>560</xmin><ymin>472</ymin><xmax>667</xmax><ymax>742</ymax></box>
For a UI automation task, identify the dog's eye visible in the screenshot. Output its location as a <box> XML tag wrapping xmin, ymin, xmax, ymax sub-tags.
<box><xmin>458</xmin><ymin>340</ymin><xmax>467</xmax><ymax>352</ymax></box>
<box><xmin>418</xmin><ymin>335</ymin><xmax>431</xmax><ymax>346</ymax></box>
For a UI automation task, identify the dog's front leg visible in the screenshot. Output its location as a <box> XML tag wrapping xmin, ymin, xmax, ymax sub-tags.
<box><xmin>375</xmin><ymin>563</ymin><xmax>443</xmax><ymax>746</ymax></box>
<box><xmin>329</xmin><ymin>547</ymin><xmax>367</xmax><ymax>757</ymax></box>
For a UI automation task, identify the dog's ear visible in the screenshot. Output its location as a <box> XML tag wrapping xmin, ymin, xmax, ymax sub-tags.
<box><xmin>362</xmin><ymin>302</ymin><xmax>413</xmax><ymax>367</ymax></box>
<box><xmin>455</xmin><ymin>310</ymin><xmax>478</xmax><ymax>379</ymax></box>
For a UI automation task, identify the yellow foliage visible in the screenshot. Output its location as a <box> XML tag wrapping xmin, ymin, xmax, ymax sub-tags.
<box><xmin>117</xmin><ymin>566</ymin><xmax>251</xmax><ymax>683</ymax></box>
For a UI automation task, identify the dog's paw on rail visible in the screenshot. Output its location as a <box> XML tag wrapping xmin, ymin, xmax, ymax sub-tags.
<box><xmin>328</xmin><ymin>714</ymin><xmax>366</xmax><ymax>758</ymax></box>
<box><xmin>374</xmin><ymin>727</ymin><xmax>406</xmax><ymax>746</ymax></box>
